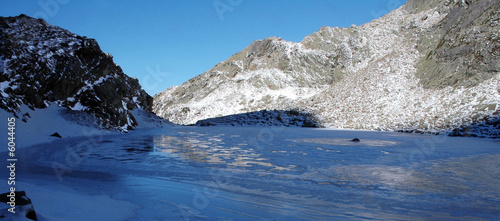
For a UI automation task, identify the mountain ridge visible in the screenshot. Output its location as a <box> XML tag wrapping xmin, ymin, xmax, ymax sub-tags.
<box><xmin>153</xmin><ymin>0</ymin><xmax>500</xmax><ymax>137</ymax></box>
<box><xmin>0</xmin><ymin>14</ymin><xmax>153</xmax><ymax>130</ymax></box>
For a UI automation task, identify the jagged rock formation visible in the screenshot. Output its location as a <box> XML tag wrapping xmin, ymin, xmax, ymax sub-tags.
<box><xmin>0</xmin><ymin>15</ymin><xmax>152</xmax><ymax>130</ymax></box>
<box><xmin>414</xmin><ymin>0</ymin><xmax>500</xmax><ymax>88</ymax></box>
<box><xmin>194</xmin><ymin>110</ymin><xmax>318</xmax><ymax>127</ymax></box>
<box><xmin>154</xmin><ymin>0</ymin><xmax>500</xmax><ymax>137</ymax></box>
<box><xmin>0</xmin><ymin>191</ymin><xmax>37</xmax><ymax>220</ymax></box>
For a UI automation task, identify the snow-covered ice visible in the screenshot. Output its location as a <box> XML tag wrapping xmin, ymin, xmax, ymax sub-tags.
<box><xmin>1</xmin><ymin>124</ymin><xmax>499</xmax><ymax>220</ymax></box>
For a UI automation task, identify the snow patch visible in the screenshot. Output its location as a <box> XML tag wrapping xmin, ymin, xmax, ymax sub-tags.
<box><xmin>0</xmin><ymin>104</ymin><xmax>109</xmax><ymax>149</ymax></box>
<box><xmin>154</xmin><ymin>3</ymin><xmax>500</xmax><ymax>137</ymax></box>
<box><xmin>17</xmin><ymin>181</ymin><xmax>139</xmax><ymax>221</ymax></box>
<box><xmin>70</xmin><ymin>101</ymin><xmax>86</xmax><ymax>111</ymax></box>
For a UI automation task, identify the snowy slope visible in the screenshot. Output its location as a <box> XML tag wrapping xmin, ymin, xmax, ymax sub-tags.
<box><xmin>153</xmin><ymin>0</ymin><xmax>500</xmax><ymax>137</ymax></box>
<box><xmin>0</xmin><ymin>103</ymin><xmax>169</xmax><ymax>149</ymax></box>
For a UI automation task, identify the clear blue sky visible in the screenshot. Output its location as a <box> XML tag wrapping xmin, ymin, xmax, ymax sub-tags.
<box><xmin>1</xmin><ymin>0</ymin><xmax>406</xmax><ymax>95</ymax></box>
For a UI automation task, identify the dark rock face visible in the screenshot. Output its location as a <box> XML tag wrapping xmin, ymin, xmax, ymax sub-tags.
<box><xmin>449</xmin><ymin>115</ymin><xmax>500</xmax><ymax>137</ymax></box>
<box><xmin>0</xmin><ymin>15</ymin><xmax>152</xmax><ymax>130</ymax></box>
<box><xmin>0</xmin><ymin>191</ymin><xmax>37</xmax><ymax>220</ymax></box>
<box><xmin>415</xmin><ymin>0</ymin><xmax>500</xmax><ymax>89</ymax></box>
<box><xmin>195</xmin><ymin>110</ymin><xmax>319</xmax><ymax>127</ymax></box>
<box><xmin>50</xmin><ymin>132</ymin><xmax>62</xmax><ymax>138</ymax></box>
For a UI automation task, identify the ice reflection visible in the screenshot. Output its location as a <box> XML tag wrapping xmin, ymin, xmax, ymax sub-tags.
<box><xmin>23</xmin><ymin>126</ymin><xmax>500</xmax><ymax>220</ymax></box>
<box><xmin>153</xmin><ymin>135</ymin><xmax>293</xmax><ymax>171</ymax></box>
<box><xmin>331</xmin><ymin>165</ymin><xmax>414</xmax><ymax>188</ymax></box>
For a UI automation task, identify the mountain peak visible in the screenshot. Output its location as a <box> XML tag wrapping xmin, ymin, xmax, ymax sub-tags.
<box><xmin>0</xmin><ymin>15</ymin><xmax>153</xmax><ymax>130</ymax></box>
<box><xmin>153</xmin><ymin>0</ymin><xmax>499</xmax><ymax>137</ymax></box>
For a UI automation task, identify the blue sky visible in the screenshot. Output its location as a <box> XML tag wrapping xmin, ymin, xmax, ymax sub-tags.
<box><xmin>1</xmin><ymin>0</ymin><xmax>406</xmax><ymax>95</ymax></box>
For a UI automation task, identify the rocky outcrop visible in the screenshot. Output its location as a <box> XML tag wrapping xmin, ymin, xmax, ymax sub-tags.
<box><xmin>0</xmin><ymin>15</ymin><xmax>152</xmax><ymax>130</ymax></box>
<box><xmin>194</xmin><ymin>110</ymin><xmax>318</xmax><ymax>127</ymax></box>
<box><xmin>0</xmin><ymin>191</ymin><xmax>37</xmax><ymax>220</ymax></box>
<box><xmin>415</xmin><ymin>0</ymin><xmax>500</xmax><ymax>88</ymax></box>
<box><xmin>153</xmin><ymin>0</ymin><xmax>500</xmax><ymax>137</ymax></box>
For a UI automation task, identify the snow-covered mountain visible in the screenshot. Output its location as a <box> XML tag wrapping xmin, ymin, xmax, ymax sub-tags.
<box><xmin>154</xmin><ymin>0</ymin><xmax>500</xmax><ymax>137</ymax></box>
<box><xmin>0</xmin><ymin>15</ymin><xmax>153</xmax><ymax>130</ymax></box>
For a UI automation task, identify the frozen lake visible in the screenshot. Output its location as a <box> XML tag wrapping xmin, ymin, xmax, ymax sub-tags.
<box><xmin>5</xmin><ymin>126</ymin><xmax>500</xmax><ymax>220</ymax></box>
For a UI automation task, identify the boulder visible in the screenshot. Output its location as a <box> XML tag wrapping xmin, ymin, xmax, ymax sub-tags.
<box><xmin>50</xmin><ymin>132</ymin><xmax>62</xmax><ymax>138</ymax></box>
<box><xmin>0</xmin><ymin>191</ymin><xmax>37</xmax><ymax>220</ymax></box>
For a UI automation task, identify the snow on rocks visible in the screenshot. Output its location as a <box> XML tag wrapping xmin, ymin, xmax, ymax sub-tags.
<box><xmin>0</xmin><ymin>15</ymin><xmax>153</xmax><ymax>131</ymax></box>
<box><xmin>194</xmin><ymin>109</ymin><xmax>318</xmax><ymax>127</ymax></box>
<box><xmin>153</xmin><ymin>0</ymin><xmax>500</xmax><ymax>137</ymax></box>
<box><xmin>0</xmin><ymin>191</ymin><xmax>37</xmax><ymax>221</ymax></box>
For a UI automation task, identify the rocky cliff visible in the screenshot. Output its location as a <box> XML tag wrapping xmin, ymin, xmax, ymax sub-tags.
<box><xmin>153</xmin><ymin>0</ymin><xmax>499</xmax><ymax>137</ymax></box>
<box><xmin>0</xmin><ymin>15</ymin><xmax>153</xmax><ymax>130</ymax></box>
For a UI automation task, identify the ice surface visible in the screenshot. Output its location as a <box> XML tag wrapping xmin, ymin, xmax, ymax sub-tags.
<box><xmin>1</xmin><ymin>126</ymin><xmax>499</xmax><ymax>220</ymax></box>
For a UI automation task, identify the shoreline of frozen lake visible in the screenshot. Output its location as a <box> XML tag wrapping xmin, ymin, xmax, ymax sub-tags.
<box><xmin>2</xmin><ymin>126</ymin><xmax>500</xmax><ymax>220</ymax></box>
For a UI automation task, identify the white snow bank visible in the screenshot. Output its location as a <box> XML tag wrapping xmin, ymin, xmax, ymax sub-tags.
<box><xmin>0</xmin><ymin>104</ymin><xmax>168</xmax><ymax>149</ymax></box>
<box><xmin>17</xmin><ymin>181</ymin><xmax>138</xmax><ymax>221</ymax></box>
<box><xmin>0</xmin><ymin>104</ymin><xmax>109</xmax><ymax>149</ymax></box>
